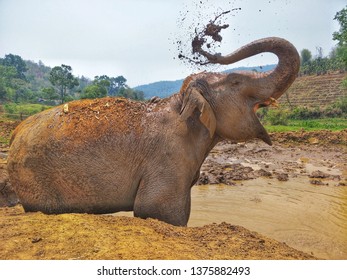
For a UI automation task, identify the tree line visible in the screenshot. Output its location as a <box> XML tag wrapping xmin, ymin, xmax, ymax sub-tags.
<box><xmin>0</xmin><ymin>56</ymin><xmax>144</xmax><ymax>105</ymax></box>
<box><xmin>299</xmin><ymin>6</ymin><xmax>347</xmax><ymax>77</ymax></box>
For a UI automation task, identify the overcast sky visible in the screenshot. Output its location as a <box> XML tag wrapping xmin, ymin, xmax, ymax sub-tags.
<box><xmin>0</xmin><ymin>0</ymin><xmax>345</xmax><ymax>87</ymax></box>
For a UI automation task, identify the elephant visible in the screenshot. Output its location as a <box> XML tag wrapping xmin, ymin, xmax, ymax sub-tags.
<box><xmin>0</xmin><ymin>165</ymin><xmax>19</xmax><ymax>207</ymax></box>
<box><xmin>7</xmin><ymin>37</ymin><xmax>300</xmax><ymax>226</ymax></box>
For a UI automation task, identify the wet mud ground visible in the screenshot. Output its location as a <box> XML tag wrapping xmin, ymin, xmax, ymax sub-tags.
<box><xmin>198</xmin><ymin>130</ymin><xmax>346</xmax><ymax>187</ymax></box>
<box><xmin>0</xmin><ymin>120</ymin><xmax>346</xmax><ymax>259</ymax></box>
<box><xmin>190</xmin><ymin>131</ymin><xmax>347</xmax><ymax>259</ymax></box>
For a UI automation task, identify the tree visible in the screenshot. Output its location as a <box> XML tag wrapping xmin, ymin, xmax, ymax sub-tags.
<box><xmin>81</xmin><ymin>75</ymin><xmax>144</xmax><ymax>100</ymax></box>
<box><xmin>314</xmin><ymin>47</ymin><xmax>328</xmax><ymax>75</ymax></box>
<box><xmin>11</xmin><ymin>78</ymin><xmax>30</xmax><ymax>103</ymax></box>
<box><xmin>1</xmin><ymin>54</ymin><xmax>28</xmax><ymax>80</ymax></box>
<box><xmin>49</xmin><ymin>64</ymin><xmax>79</xmax><ymax>103</ymax></box>
<box><xmin>333</xmin><ymin>6</ymin><xmax>347</xmax><ymax>71</ymax></box>
<box><xmin>118</xmin><ymin>87</ymin><xmax>144</xmax><ymax>100</ymax></box>
<box><xmin>75</xmin><ymin>75</ymin><xmax>91</xmax><ymax>93</ymax></box>
<box><xmin>82</xmin><ymin>84</ymin><xmax>107</xmax><ymax>99</ymax></box>
<box><xmin>41</xmin><ymin>87</ymin><xmax>59</xmax><ymax>101</ymax></box>
<box><xmin>300</xmin><ymin>49</ymin><xmax>313</xmax><ymax>75</ymax></box>
<box><xmin>301</xmin><ymin>50</ymin><xmax>312</xmax><ymax>63</ymax></box>
<box><xmin>300</xmin><ymin>49</ymin><xmax>312</xmax><ymax>65</ymax></box>
<box><xmin>332</xmin><ymin>5</ymin><xmax>347</xmax><ymax>88</ymax></box>
<box><xmin>81</xmin><ymin>76</ymin><xmax>110</xmax><ymax>99</ymax></box>
<box><xmin>335</xmin><ymin>46</ymin><xmax>347</xmax><ymax>69</ymax></box>
<box><xmin>108</xmin><ymin>76</ymin><xmax>127</xmax><ymax>96</ymax></box>
<box><xmin>333</xmin><ymin>6</ymin><xmax>347</xmax><ymax>46</ymax></box>
<box><xmin>94</xmin><ymin>75</ymin><xmax>111</xmax><ymax>92</ymax></box>
<box><xmin>0</xmin><ymin>64</ymin><xmax>32</xmax><ymax>102</ymax></box>
<box><xmin>315</xmin><ymin>46</ymin><xmax>324</xmax><ymax>59</ymax></box>
<box><xmin>298</xmin><ymin>7</ymin><xmax>347</xmax><ymax>76</ymax></box>
<box><xmin>0</xmin><ymin>65</ymin><xmax>17</xmax><ymax>100</ymax></box>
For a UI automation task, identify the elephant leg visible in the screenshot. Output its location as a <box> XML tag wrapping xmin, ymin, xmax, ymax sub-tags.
<box><xmin>133</xmin><ymin>179</ymin><xmax>191</xmax><ymax>226</ymax></box>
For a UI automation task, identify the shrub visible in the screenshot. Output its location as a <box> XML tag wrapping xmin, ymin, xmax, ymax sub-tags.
<box><xmin>288</xmin><ymin>106</ymin><xmax>323</xmax><ymax>119</ymax></box>
<box><xmin>262</xmin><ymin>108</ymin><xmax>289</xmax><ymax>125</ymax></box>
<box><xmin>329</xmin><ymin>96</ymin><xmax>347</xmax><ymax>116</ymax></box>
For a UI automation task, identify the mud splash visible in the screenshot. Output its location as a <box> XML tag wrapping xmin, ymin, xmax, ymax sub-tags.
<box><xmin>174</xmin><ymin>1</ymin><xmax>241</xmax><ymax>69</ymax></box>
<box><xmin>178</xmin><ymin>10</ymin><xmax>232</xmax><ymax>65</ymax></box>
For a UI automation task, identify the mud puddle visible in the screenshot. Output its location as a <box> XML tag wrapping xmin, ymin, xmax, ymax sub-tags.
<box><xmin>115</xmin><ymin>175</ymin><xmax>346</xmax><ymax>259</ymax></box>
<box><xmin>189</xmin><ymin>177</ymin><xmax>347</xmax><ymax>260</ymax></box>
<box><xmin>189</xmin><ymin>140</ymin><xmax>347</xmax><ymax>260</ymax></box>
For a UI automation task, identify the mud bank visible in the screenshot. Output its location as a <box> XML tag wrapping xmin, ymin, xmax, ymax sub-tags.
<box><xmin>0</xmin><ymin>205</ymin><xmax>316</xmax><ymax>260</ymax></box>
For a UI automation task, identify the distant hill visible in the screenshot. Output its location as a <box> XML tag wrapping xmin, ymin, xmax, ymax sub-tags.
<box><xmin>25</xmin><ymin>60</ymin><xmax>53</xmax><ymax>92</ymax></box>
<box><xmin>25</xmin><ymin>60</ymin><xmax>92</xmax><ymax>94</ymax></box>
<box><xmin>134</xmin><ymin>80</ymin><xmax>183</xmax><ymax>99</ymax></box>
<box><xmin>134</xmin><ymin>65</ymin><xmax>276</xmax><ymax>99</ymax></box>
<box><xmin>223</xmin><ymin>64</ymin><xmax>276</xmax><ymax>74</ymax></box>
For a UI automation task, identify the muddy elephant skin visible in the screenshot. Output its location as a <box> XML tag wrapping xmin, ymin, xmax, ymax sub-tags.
<box><xmin>0</xmin><ymin>165</ymin><xmax>19</xmax><ymax>207</ymax></box>
<box><xmin>7</xmin><ymin>37</ymin><xmax>300</xmax><ymax>226</ymax></box>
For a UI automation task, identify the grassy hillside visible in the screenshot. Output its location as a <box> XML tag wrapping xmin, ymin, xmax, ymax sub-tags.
<box><xmin>280</xmin><ymin>72</ymin><xmax>347</xmax><ymax>107</ymax></box>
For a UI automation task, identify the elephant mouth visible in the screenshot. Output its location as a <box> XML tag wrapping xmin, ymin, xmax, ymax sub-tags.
<box><xmin>253</xmin><ymin>97</ymin><xmax>279</xmax><ymax>112</ymax></box>
<box><xmin>251</xmin><ymin>102</ymin><xmax>273</xmax><ymax>146</ymax></box>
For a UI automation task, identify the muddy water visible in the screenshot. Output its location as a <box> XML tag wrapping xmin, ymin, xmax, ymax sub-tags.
<box><xmin>115</xmin><ymin>175</ymin><xmax>347</xmax><ymax>259</ymax></box>
<box><xmin>189</xmin><ymin>177</ymin><xmax>347</xmax><ymax>260</ymax></box>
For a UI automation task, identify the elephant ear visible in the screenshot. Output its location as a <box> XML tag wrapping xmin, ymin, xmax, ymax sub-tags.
<box><xmin>180</xmin><ymin>86</ymin><xmax>216</xmax><ymax>138</ymax></box>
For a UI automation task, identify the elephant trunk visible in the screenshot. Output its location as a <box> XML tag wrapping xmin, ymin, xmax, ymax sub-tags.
<box><xmin>198</xmin><ymin>37</ymin><xmax>300</xmax><ymax>102</ymax></box>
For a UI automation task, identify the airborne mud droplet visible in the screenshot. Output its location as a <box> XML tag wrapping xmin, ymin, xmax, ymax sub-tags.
<box><xmin>174</xmin><ymin>0</ymin><xmax>241</xmax><ymax>70</ymax></box>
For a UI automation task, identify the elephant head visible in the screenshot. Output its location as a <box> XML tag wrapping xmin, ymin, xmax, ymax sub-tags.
<box><xmin>181</xmin><ymin>37</ymin><xmax>300</xmax><ymax>145</ymax></box>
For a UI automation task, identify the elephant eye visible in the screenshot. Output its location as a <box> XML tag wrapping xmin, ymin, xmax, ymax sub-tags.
<box><xmin>226</xmin><ymin>76</ymin><xmax>241</xmax><ymax>87</ymax></box>
<box><xmin>230</xmin><ymin>80</ymin><xmax>240</xmax><ymax>86</ymax></box>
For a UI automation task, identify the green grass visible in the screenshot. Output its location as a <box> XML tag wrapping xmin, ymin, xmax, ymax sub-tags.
<box><xmin>265</xmin><ymin>118</ymin><xmax>347</xmax><ymax>132</ymax></box>
<box><xmin>3</xmin><ymin>103</ymin><xmax>52</xmax><ymax>119</ymax></box>
<box><xmin>0</xmin><ymin>135</ymin><xmax>9</xmax><ymax>146</ymax></box>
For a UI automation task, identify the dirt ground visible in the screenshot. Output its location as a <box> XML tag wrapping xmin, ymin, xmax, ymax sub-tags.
<box><xmin>0</xmin><ymin>205</ymin><xmax>316</xmax><ymax>260</ymax></box>
<box><xmin>198</xmin><ymin>130</ymin><xmax>346</xmax><ymax>186</ymax></box>
<box><xmin>0</xmin><ymin>119</ymin><xmax>346</xmax><ymax>259</ymax></box>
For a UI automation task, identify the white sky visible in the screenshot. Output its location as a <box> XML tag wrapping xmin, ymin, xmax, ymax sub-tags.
<box><xmin>0</xmin><ymin>0</ymin><xmax>345</xmax><ymax>87</ymax></box>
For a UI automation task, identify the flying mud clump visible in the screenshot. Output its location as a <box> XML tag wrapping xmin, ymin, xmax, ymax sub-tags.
<box><xmin>176</xmin><ymin>8</ymin><xmax>241</xmax><ymax>67</ymax></box>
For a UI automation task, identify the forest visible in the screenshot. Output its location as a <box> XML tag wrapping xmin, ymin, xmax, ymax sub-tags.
<box><xmin>0</xmin><ymin>55</ymin><xmax>145</xmax><ymax>118</ymax></box>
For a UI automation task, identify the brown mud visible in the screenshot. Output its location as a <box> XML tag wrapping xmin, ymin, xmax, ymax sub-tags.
<box><xmin>0</xmin><ymin>120</ymin><xmax>346</xmax><ymax>259</ymax></box>
<box><xmin>0</xmin><ymin>205</ymin><xmax>315</xmax><ymax>260</ymax></box>
<box><xmin>198</xmin><ymin>130</ymin><xmax>346</xmax><ymax>186</ymax></box>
